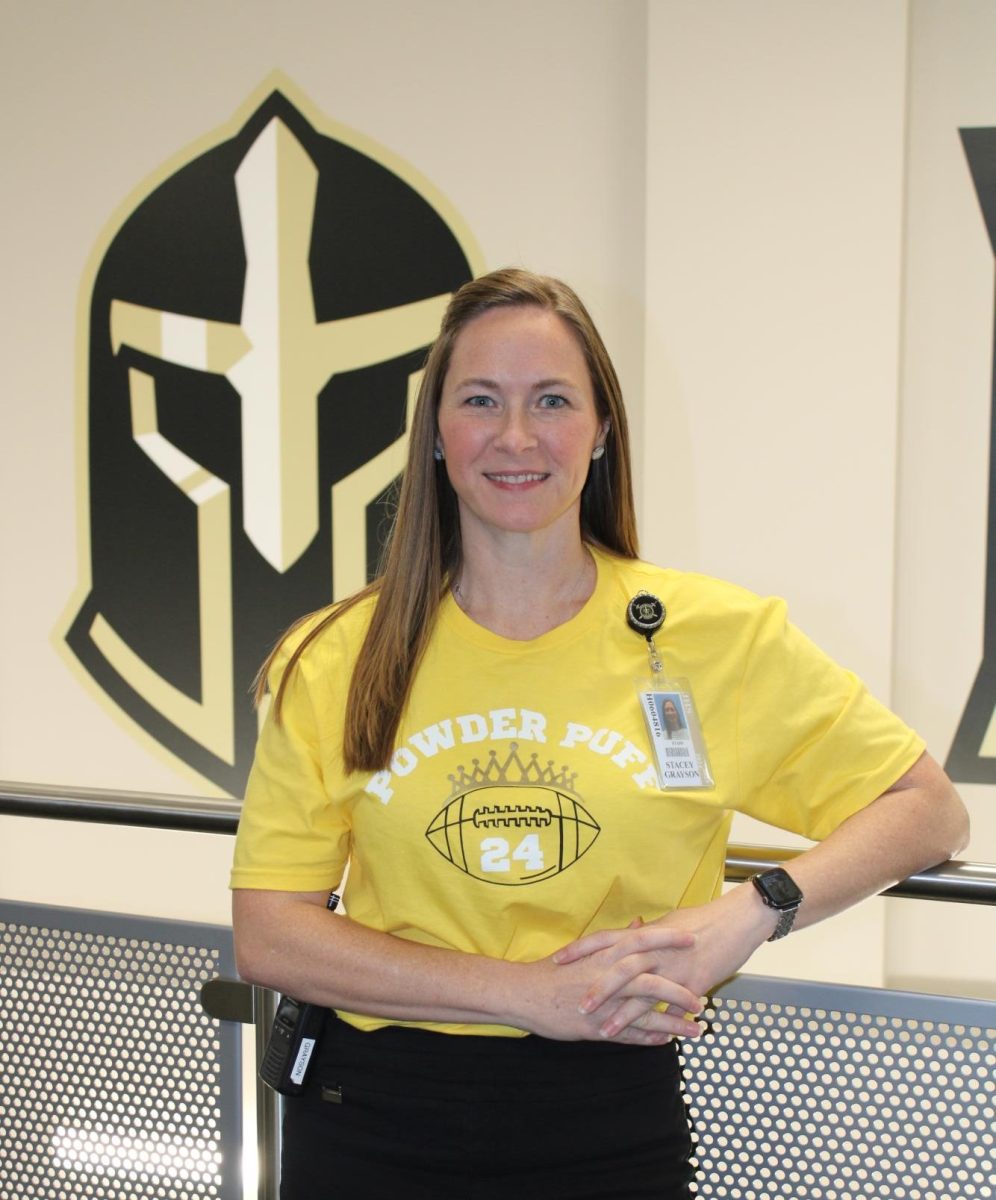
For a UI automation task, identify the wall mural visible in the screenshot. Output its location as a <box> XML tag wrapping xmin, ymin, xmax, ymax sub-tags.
<box><xmin>59</xmin><ymin>77</ymin><xmax>481</xmax><ymax>797</ymax></box>
<box><xmin>946</xmin><ymin>127</ymin><xmax>996</xmax><ymax>784</ymax></box>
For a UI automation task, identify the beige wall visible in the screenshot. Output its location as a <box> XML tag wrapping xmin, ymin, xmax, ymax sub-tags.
<box><xmin>0</xmin><ymin>1</ymin><xmax>991</xmax><ymax>990</ymax></box>
<box><xmin>643</xmin><ymin>0</ymin><xmax>910</xmax><ymax>987</ymax></box>
<box><xmin>889</xmin><ymin>0</ymin><xmax>996</xmax><ymax>997</ymax></box>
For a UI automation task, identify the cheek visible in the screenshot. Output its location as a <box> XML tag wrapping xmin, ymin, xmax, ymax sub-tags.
<box><xmin>437</xmin><ymin>420</ymin><xmax>482</xmax><ymax>470</ymax></box>
<box><xmin>564</xmin><ymin>429</ymin><xmax>601</xmax><ymax>469</ymax></box>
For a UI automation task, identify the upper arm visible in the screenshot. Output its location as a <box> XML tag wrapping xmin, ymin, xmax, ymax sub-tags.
<box><xmin>735</xmin><ymin>601</ymin><xmax>927</xmax><ymax>839</ymax></box>
<box><xmin>231</xmin><ymin>888</ymin><xmax>331</xmax><ymax>983</ymax></box>
<box><xmin>871</xmin><ymin>750</ymin><xmax>970</xmax><ymax>858</ymax></box>
<box><xmin>230</xmin><ymin>641</ymin><xmax>351</xmax><ymax>894</ymax></box>
<box><xmin>880</xmin><ymin>749</ymin><xmax>948</xmax><ymax>795</ymax></box>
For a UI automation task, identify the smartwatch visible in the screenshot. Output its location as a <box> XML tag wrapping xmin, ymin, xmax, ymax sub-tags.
<box><xmin>750</xmin><ymin>868</ymin><xmax>803</xmax><ymax>941</ymax></box>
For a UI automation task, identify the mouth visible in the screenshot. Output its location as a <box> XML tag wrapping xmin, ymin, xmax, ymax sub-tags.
<box><xmin>484</xmin><ymin>472</ymin><xmax>549</xmax><ymax>485</ymax></box>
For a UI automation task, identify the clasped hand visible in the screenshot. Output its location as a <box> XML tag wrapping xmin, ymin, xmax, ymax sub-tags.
<box><xmin>535</xmin><ymin>920</ymin><xmax>700</xmax><ymax>1046</ymax></box>
<box><xmin>515</xmin><ymin>921</ymin><xmax>698</xmax><ymax>1046</ymax></box>
<box><xmin>544</xmin><ymin>898</ymin><xmax>759</xmax><ymax>1045</ymax></box>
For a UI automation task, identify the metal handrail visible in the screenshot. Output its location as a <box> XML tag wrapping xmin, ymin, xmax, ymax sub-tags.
<box><xmin>0</xmin><ymin>781</ymin><xmax>240</xmax><ymax>833</ymax></box>
<box><xmin>5</xmin><ymin>779</ymin><xmax>992</xmax><ymax>1200</ymax></box>
<box><xmin>2</xmin><ymin>780</ymin><xmax>994</xmax><ymax>905</ymax></box>
<box><xmin>723</xmin><ymin>844</ymin><xmax>996</xmax><ymax>905</ymax></box>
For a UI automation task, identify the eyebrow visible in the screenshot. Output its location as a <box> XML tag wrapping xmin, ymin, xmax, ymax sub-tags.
<box><xmin>452</xmin><ymin>377</ymin><xmax>578</xmax><ymax>391</ymax></box>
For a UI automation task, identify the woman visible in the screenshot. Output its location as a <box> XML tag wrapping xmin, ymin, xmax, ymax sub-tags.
<box><xmin>660</xmin><ymin>697</ymin><xmax>688</xmax><ymax>738</ymax></box>
<box><xmin>231</xmin><ymin>269</ymin><xmax>968</xmax><ymax>1198</ymax></box>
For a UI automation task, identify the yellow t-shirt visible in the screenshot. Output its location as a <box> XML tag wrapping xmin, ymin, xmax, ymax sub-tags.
<box><xmin>230</xmin><ymin>549</ymin><xmax>924</xmax><ymax>1034</ymax></box>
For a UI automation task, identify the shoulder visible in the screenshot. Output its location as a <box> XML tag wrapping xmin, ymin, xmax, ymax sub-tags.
<box><xmin>266</xmin><ymin>591</ymin><xmax>378</xmax><ymax>693</ymax></box>
<box><xmin>593</xmin><ymin>548</ymin><xmax>784</xmax><ymax>631</ymax></box>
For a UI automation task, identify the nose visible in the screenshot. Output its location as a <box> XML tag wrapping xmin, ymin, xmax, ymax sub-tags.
<box><xmin>493</xmin><ymin>404</ymin><xmax>538</xmax><ymax>454</ymax></box>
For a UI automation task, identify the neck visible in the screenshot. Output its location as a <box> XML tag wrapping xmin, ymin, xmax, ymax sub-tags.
<box><xmin>452</xmin><ymin>536</ymin><xmax>596</xmax><ymax>640</ymax></box>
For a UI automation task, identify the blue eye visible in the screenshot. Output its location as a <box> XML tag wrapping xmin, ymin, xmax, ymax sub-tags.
<box><xmin>538</xmin><ymin>394</ymin><xmax>568</xmax><ymax>408</ymax></box>
<box><xmin>465</xmin><ymin>394</ymin><xmax>494</xmax><ymax>407</ymax></box>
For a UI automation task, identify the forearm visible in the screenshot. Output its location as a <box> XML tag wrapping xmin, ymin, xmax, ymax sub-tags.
<box><xmin>567</xmin><ymin>751</ymin><xmax>970</xmax><ymax>1032</ymax></box>
<box><xmin>233</xmin><ymin>888</ymin><xmax>524</xmax><ymax>1026</ymax></box>
<box><xmin>655</xmin><ymin>751</ymin><xmax>969</xmax><ymax>985</ymax></box>
<box><xmin>777</xmin><ymin>750</ymin><xmax>969</xmax><ymax>932</ymax></box>
<box><xmin>232</xmin><ymin>888</ymin><xmax>702</xmax><ymax>1041</ymax></box>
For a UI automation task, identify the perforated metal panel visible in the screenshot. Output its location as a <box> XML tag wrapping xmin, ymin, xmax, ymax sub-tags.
<box><xmin>681</xmin><ymin>974</ymin><xmax>996</xmax><ymax>1199</ymax></box>
<box><xmin>0</xmin><ymin>901</ymin><xmax>241</xmax><ymax>1200</ymax></box>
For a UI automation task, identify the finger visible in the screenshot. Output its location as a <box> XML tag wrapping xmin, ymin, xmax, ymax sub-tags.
<box><xmin>611</xmin><ymin>1026</ymin><xmax>674</xmax><ymax>1047</ymax></box>
<box><xmin>614</xmin><ymin>1020</ymin><xmax>700</xmax><ymax>1046</ymax></box>
<box><xmin>578</xmin><ymin>954</ymin><xmax>700</xmax><ymax>1013</ymax></box>
<box><xmin>578</xmin><ymin>953</ymin><xmax>701</xmax><ymax>1015</ymax></box>
<box><xmin>599</xmin><ymin>996</ymin><xmax>707</xmax><ymax>1041</ymax></box>
<box><xmin>552</xmin><ymin>927</ymin><xmax>633</xmax><ymax>965</ymax></box>
<box><xmin>553</xmin><ymin>924</ymin><xmax>695</xmax><ymax>966</ymax></box>
<box><xmin>628</xmin><ymin>925</ymin><xmax>696</xmax><ymax>953</ymax></box>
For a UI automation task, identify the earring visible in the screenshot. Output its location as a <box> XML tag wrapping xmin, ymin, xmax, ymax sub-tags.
<box><xmin>433</xmin><ymin>446</ymin><xmax>444</xmax><ymax>461</ymax></box>
<box><xmin>591</xmin><ymin>445</ymin><xmax>605</xmax><ymax>460</ymax></box>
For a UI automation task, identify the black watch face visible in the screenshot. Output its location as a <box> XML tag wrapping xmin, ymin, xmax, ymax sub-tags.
<box><xmin>758</xmin><ymin>869</ymin><xmax>801</xmax><ymax>910</ymax></box>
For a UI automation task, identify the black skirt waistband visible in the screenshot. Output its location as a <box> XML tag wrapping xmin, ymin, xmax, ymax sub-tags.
<box><xmin>319</xmin><ymin>1011</ymin><xmax>682</xmax><ymax>1090</ymax></box>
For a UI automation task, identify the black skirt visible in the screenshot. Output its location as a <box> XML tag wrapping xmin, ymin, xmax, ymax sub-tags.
<box><xmin>279</xmin><ymin>1013</ymin><xmax>696</xmax><ymax>1200</ymax></box>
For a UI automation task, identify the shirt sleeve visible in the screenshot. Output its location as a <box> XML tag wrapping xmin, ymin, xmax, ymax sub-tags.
<box><xmin>229</xmin><ymin>627</ymin><xmax>352</xmax><ymax>892</ymax></box>
<box><xmin>734</xmin><ymin>598</ymin><xmax>925</xmax><ymax>840</ymax></box>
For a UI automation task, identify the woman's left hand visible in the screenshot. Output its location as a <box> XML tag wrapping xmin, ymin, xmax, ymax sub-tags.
<box><xmin>553</xmin><ymin>885</ymin><xmax>776</xmax><ymax>1039</ymax></box>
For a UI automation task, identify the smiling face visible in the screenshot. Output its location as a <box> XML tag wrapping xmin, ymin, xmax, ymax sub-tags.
<box><xmin>662</xmin><ymin>699</ymin><xmax>681</xmax><ymax>730</ymax></box>
<box><xmin>435</xmin><ymin>305</ymin><xmax>608</xmax><ymax>549</ymax></box>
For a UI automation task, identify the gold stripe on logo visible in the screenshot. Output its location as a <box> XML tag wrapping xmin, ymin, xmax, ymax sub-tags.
<box><xmin>90</xmin><ymin>367</ymin><xmax>235</xmax><ymax>764</ymax></box>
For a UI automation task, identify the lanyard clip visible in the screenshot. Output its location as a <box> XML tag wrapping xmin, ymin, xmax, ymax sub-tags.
<box><xmin>626</xmin><ymin>592</ymin><xmax>666</xmax><ymax>675</ymax></box>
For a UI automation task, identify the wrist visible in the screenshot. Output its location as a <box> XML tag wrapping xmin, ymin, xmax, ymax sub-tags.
<box><xmin>685</xmin><ymin>883</ymin><xmax>780</xmax><ymax>949</ymax></box>
<box><xmin>749</xmin><ymin>868</ymin><xmax>804</xmax><ymax>941</ymax></box>
<box><xmin>491</xmin><ymin>959</ymin><xmax>544</xmax><ymax>1033</ymax></box>
<box><xmin>722</xmin><ymin>880</ymin><xmax>781</xmax><ymax>946</ymax></box>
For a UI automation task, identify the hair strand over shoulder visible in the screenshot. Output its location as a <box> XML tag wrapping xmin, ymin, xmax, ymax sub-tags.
<box><xmin>259</xmin><ymin>268</ymin><xmax>639</xmax><ymax>773</ymax></box>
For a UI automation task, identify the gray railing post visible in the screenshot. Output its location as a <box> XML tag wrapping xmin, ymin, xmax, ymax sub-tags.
<box><xmin>201</xmin><ymin>976</ymin><xmax>281</xmax><ymax>1200</ymax></box>
<box><xmin>253</xmin><ymin>986</ymin><xmax>282</xmax><ymax>1200</ymax></box>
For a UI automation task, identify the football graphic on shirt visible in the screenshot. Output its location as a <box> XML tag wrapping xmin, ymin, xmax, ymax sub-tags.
<box><xmin>425</xmin><ymin>747</ymin><xmax>600</xmax><ymax>885</ymax></box>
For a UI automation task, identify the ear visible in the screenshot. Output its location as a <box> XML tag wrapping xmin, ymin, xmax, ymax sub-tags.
<box><xmin>599</xmin><ymin>419</ymin><xmax>611</xmax><ymax>444</ymax></box>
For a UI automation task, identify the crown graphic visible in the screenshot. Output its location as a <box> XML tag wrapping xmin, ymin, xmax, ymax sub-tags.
<box><xmin>444</xmin><ymin>742</ymin><xmax>577</xmax><ymax>801</ymax></box>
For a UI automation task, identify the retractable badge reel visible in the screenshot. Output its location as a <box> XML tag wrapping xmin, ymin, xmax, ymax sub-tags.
<box><xmin>627</xmin><ymin>592</ymin><xmax>714</xmax><ymax>790</ymax></box>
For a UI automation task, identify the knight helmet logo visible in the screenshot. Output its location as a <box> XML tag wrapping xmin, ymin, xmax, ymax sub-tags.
<box><xmin>61</xmin><ymin>79</ymin><xmax>481</xmax><ymax>797</ymax></box>
<box><xmin>947</xmin><ymin>127</ymin><xmax>996</xmax><ymax>784</ymax></box>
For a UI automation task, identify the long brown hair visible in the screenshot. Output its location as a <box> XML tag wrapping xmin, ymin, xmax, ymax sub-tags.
<box><xmin>258</xmin><ymin>268</ymin><xmax>640</xmax><ymax>771</ymax></box>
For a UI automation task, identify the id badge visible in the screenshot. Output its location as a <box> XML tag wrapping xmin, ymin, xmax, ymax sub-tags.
<box><xmin>637</xmin><ymin>680</ymin><xmax>715</xmax><ymax>790</ymax></box>
<box><xmin>625</xmin><ymin>591</ymin><xmax>714</xmax><ymax>790</ymax></box>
